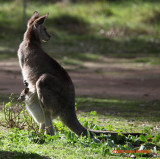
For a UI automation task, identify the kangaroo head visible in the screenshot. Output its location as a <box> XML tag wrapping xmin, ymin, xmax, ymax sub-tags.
<box><xmin>27</xmin><ymin>11</ymin><xmax>51</xmax><ymax>42</ymax></box>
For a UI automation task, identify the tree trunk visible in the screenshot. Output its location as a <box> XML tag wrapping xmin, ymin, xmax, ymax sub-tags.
<box><xmin>23</xmin><ymin>0</ymin><xmax>27</xmax><ymax>30</ymax></box>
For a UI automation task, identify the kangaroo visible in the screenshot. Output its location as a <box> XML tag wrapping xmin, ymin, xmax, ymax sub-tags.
<box><xmin>17</xmin><ymin>11</ymin><xmax>141</xmax><ymax>137</ymax></box>
<box><xmin>17</xmin><ymin>87</ymin><xmax>29</xmax><ymax>103</ymax></box>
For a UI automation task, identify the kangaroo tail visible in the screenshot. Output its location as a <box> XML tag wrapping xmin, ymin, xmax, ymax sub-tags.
<box><xmin>89</xmin><ymin>129</ymin><xmax>142</xmax><ymax>137</ymax></box>
<box><xmin>60</xmin><ymin>110</ymin><xmax>142</xmax><ymax>137</ymax></box>
<box><xmin>60</xmin><ymin>110</ymin><xmax>88</xmax><ymax>136</ymax></box>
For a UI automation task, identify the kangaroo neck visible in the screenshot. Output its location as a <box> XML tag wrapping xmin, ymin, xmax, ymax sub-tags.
<box><xmin>23</xmin><ymin>26</ymin><xmax>41</xmax><ymax>46</ymax></box>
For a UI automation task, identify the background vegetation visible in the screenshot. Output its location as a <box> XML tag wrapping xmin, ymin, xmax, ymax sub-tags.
<box><xmin>1</xmin><ymin>0</ymin><xmax>160</xmax><ymax>62</ymax></box>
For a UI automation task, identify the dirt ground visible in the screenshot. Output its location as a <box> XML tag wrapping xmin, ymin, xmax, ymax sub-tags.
<box><xmin>0</xmin><ymin>58</ymin><xmax>160</xmax><ymax>101</ymax></box>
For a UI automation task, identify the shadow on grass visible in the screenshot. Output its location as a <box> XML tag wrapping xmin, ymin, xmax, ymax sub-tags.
<box><xmin>76</xmin><ymin>97</ymin><xmax>160</xmax><ymax>121</ymax></box>
<box><xmin>0</xmin><ymin>94</ymin><xmax>10</xmax><ymax>104</ymax></box>
<box><xmin>109</xmin><ymin>0</ymin><xmax>160</xmax><ymax>2</ymax></box>
<box><xmin>49</xmin><ymin>35</ymin><xmax>160</xmax><ymax>59</ymax></box>
<box><xmin>144</xmin><ymin>10</ymin><xmax>160</xmax><ymax>25</ymax></box>
<box><xmin>47</xmin><ymin>14</ymin><xmax>90</xmax><ymax>35</ymax></box>
<box><xmin>1</xmin><ymin>32</ymin><xmax>160</xmax><ymax>62</ymax></box>
<box><xmin>0</xmin><ymin>151</ymin><xmax>50</xmax><ymax>159</ymax></box>
<box><xmin>0</xmin><ymin>4</ymin><xmax>160</xmax><ymax>59</ymax></box>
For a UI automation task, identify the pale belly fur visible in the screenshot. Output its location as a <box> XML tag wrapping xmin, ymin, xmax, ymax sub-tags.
<box><xmin>25</xmin><ymin>92</ymin><xmax>45</xmax><ymax>124</ymax></box>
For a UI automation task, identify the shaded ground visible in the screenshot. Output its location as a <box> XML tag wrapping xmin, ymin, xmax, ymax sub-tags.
<box><xmin>0</xmin><ymin>58</ymin><xmax>160</xmax><ymax>102</ymax></box>
<box><xmin>0</xmin><ymin>151</ymin><xmax>49</xmax><ymax>159</ymax></box>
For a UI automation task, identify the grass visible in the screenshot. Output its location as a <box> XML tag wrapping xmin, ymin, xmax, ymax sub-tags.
<box><xmin>0</xmin><ymin>95</ymin><xmax>160</xmax><ymax>158</ymax></box>
<box><xmin>0</xmin><ymin>0</ymin><xmax>160</xmax><ymax>63</ymax></box>
<box><xmin>76</xmin><ymin>97</ymin><xmax>160</xmax><ymax>120</ymax></box>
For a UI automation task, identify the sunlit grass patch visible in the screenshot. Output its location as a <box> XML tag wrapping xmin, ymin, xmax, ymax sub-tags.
<box><xmin>132</xmin><ymin>56</ymin><xmax>160</xmax><ymax>65</ymax></box>
<box><xmin>0</xmin><ymin>1</ymin><xmax>160</xmax><ymax>61</ymax></box>
<box><xmin>0</xmin><ymin>95</ymin><xmax>159</xmax><ymax>158</ymax></box>
<box><xmin>1</xmin><ymin>1</ymin><xmax>160</xmax><ymax>36</ymax></box>
<box><xmin>61</xmin><ymin>57</ymin><xmax>82</xmax><ymax>65</ymax></box>
<box><xmin>0</xmin><ymin>96</ymin><xmax>160</xmax><ymax>158</ymax></box>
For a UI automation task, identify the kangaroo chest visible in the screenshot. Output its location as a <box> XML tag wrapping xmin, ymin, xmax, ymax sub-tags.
<box><xmin>18</xmin><ymin>46</ymin><xmax>39</xmax><ymax>87</ymax></box>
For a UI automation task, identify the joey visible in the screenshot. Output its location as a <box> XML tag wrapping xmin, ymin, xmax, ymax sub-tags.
<box><xmin>17</xmin><ymin>87</ymin><xmax>29</xmax><ymax>103</ymax></box>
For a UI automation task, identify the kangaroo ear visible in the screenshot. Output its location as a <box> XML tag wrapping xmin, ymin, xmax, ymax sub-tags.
<box><xmin>31</xmin><ymin>11</ymin><xmax>39</xmax><ymax>20</ymax></box>
<box><xmin>28</xmin><ymin>11</ymin><xmax>39</xmax><ymax>27</ymax></box>
<box><xmin>35</xmin><ymin>13</ymin><xmax>49</xmax><ymax>26</ymax></box>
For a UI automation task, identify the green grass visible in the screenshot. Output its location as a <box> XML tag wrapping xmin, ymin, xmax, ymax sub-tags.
<box><xmin>0</xmin><ymin>0</ymin><xmax>160</xmax><ymax>63</ymax></box>
<box><xmin>0</xmin><ymin>95</ymin><xmax>160</xmax><ymax>159</ymax></box>
<box><xmin>132</xmin><ymin>56</ymin><xmax>160</xmax><ymax>65</ymax></box>
<box><xmin>76</xmin><ymin>97</ymin><xmax>160</xmax><ymax>120</ymax></box>
<box><xmin>0</xmin><ymin>111</ymin><xmax>159</xmax><ymax>159</ymax></box>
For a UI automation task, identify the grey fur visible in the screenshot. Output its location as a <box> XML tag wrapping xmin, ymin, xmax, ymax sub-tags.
<box><xmin>18</xmin><ymin>11</ymin><xmax>141</xmax><ymax>137</ymax></box>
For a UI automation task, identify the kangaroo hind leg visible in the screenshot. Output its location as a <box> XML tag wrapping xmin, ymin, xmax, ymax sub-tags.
<box><xmin>36</xmin><ymin>74</ymin><xmax>62</xmax><ymax>135</ymax></box>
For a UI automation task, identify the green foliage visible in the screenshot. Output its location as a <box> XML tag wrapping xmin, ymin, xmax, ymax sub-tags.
<box><xmin>139</xmin><ymin>134</ymin><xmax>147</xmax><ymax>143</ymax></box>
<box><xmin>90</xmin><ymin>111</ymin><xmax>97</xmax><ymax>116</ymax></box>
<box><xmin>0</xmin><ymin>95</ymin><xmax>40</xmax><ymax>133</ymax></box>
<box><xmin>0</xmin><ymin>96</ymin><xmax>160</xmax><ymax>158</ymax></box>
<box><xmin>1</xmin><ymin>1</ymin><xmax>160</xmax><ymax>62</ymax></box>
